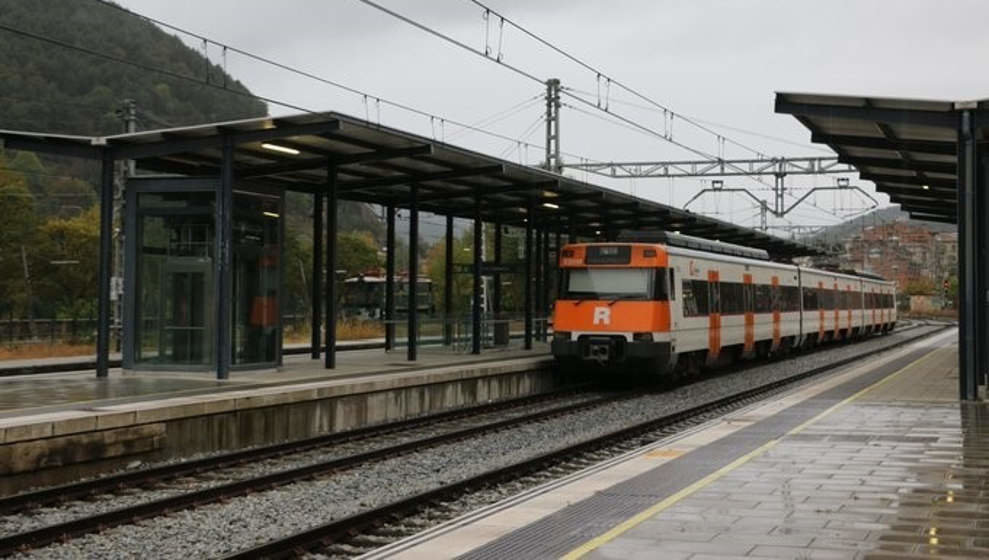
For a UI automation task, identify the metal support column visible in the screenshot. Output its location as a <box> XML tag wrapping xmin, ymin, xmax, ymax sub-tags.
<box><xmin>568</xmin><ymin>213</ymin><xmax>577</xmax><ymax>243</ymax></box>
<box><xmin>472</xmin><ymin>196</ymin><xmax>483</xmax><ymax>354</ymax></box>
<box><xmin>385</xmin><ymin>205</ymin><xmax>396</xmax><ymax>350</ymax></box>
<box><xmin>539</xmin><ymin>229</ymin><xmax>553</xmax><ymax>336</ymax></box>
<box><xmin>408</xmin><ymin>184</ymin><xmax>419</xmax><ymax>361</ymax></box>
<box><xmin>554</xmin><ymin>229</ymin><xmax>563</xmax><ymax>303</ymax></box>
<box><xmin>971</xmin><ymin>142</ymin><xmax>989</xmax><ymax>399</ymax></box>
<box><xmin>96</xmin><ymin>149</ymin><xmax>114</xmax><ymax>378</ymax></box>
<box><xmin>443</xmin><ymin>214</ymin><xmax>454</xmax><ymax>346</ymax></box>
<box><xmin>535</xmin><ymin>228</ymin><xmax>543</xmax><ymax>341</ymax></box>
<box><xmin>324</xmin><ymin>166</ymin><xmax>338</xmax><ymax>369</ymax></box>
<box><xmin>216</xmin><ymin>137</ymin><xmax>234</xmax><ymax>379</ymax></box>
<box><xmin>958</xmin><ymin>110</ymin><xmax>978</xmax><ymax>400</ymax></box>
<box><xmin>310</xmin><ymin>193</ymin><xmax>323</xmax><ymax>359</ymax></box>
<box><xmin>541</xmin><ymin>229</ymin><xmax>551</xmax><ymax>340</ymax></box>
<box><xmin>493</xmin><ymin>221</ymin><xmax>503</xmax><ymax>316</ymax></box>
<box><xmin>524</xmin><ymin>200</ymin><xmax>534</xmax><ymax>350</ymax></box>
<box><xmin>544</xmin><ymin>78</ymin><xmax>562</xmax><ymax>173</ymax></box>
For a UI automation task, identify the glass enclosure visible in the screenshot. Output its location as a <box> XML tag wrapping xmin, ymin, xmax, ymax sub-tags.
<box><xmin>126</xmin><ymin>180</ymin><xmax>282</xmax><ymax>372</ymax></box>
<box><xmin>134</xmin><ymin>191</ymin><xmax>216</xmax><ymax>367</ymax></box>
<box><xmin>231</xmin><ymin>190</ymin><xmax>281</xmax><ymax>366</ymax></box>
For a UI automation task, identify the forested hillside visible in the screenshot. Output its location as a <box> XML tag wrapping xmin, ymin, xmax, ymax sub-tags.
<box><xmin>0</xmin><ymin>0</ymin><xmax>384</xmax><ymax>331</ymax></box>
<box><xmin>0</xmin><ymin>0</ymin><xmax>266</xmax><ymax>135</ymax></box>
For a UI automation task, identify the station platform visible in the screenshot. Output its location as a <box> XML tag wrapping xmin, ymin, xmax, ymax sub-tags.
<box><xmin>381</xmin><ymin>328</ymin><xmax>989</xmax><ymax>560</ymax></box>
<box><xmin>0</xmin><ymin>342</ymin><xmax>549</xmax><ymax>417</ymax></box>
<box><xmin>0</xmin><ymin>342</ymin><xmax>553</xmax><ymax>492</ymax></box>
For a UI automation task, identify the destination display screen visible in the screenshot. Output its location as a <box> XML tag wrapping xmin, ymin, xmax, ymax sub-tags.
<box><xmin>585</xmin><ymin>245</ymin><xmax>631</xmax><ymax>265</ymax></box>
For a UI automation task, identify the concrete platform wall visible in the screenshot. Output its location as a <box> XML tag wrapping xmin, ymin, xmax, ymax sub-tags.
<box><xmin>0</xmin><ymin>357</ymin><xmax>558</xmax><ymax>495</ymax></box>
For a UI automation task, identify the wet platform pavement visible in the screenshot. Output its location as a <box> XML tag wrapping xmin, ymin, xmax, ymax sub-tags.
<box><xmin>382</xmin><ymin>328</ymin><xmax>987</xmax><ymax>560</ymax></box>
<box><xmin>0</xmin><ymin>342</ymin><xmax>550</xmax><ymax>418</ymax></box>
<box><xmin>587</xmin><ymin>339</ymin><xmax>989</xmax><ymax>559</ymax></box>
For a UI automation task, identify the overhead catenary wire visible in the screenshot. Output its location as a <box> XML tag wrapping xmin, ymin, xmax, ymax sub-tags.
<box><xmin>463</xmin><ymin>0</ymin><xmax>769</xmax><ymax>159</ymax></box>
<box><xmin>5</xmin><ymin>0</ymin><xmax>595</xmax><ymax>162</ymax></box>
<box><xmin>563</xmin><ymin>86</ymin><xmax>832</xmax><ymax>154</ymax></box>
<box><xmin>353</xmin><ymin>0</ymin><xmax>783</xmax><ymax>187</ymax></box>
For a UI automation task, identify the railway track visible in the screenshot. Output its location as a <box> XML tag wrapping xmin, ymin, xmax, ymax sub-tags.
<box><xmin>0</xmin><ymin>388</ymin><xmax>633</xmax><ymax>556</ymax></box>
<box><xmin>224</xmin><ymin>324</ymin><xmax>950</xmax><ymax>560</ymax></box>
<box><xmin>0</xmin><ymin>323</ymin><xmax>945</xmax><ymax>558</ymax></box>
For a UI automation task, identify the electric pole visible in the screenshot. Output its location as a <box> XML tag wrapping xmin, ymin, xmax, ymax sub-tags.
<box><xmin>544</xmin><ymin>79</ymin><xmax>561</xmax><ymax>174</ymax></box>
<box><xmin>112</xmin><ymin>99</ymin><xmax>137</xmax><ymax>351</ymax></box>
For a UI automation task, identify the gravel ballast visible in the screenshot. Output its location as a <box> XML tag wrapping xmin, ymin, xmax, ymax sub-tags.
<box><xmin>11</xmin><ymin>326</ymin><xmax>944</xmax><ymax>559</ymax></box>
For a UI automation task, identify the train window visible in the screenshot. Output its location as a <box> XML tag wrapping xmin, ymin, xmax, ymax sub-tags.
<box><xmin>744</xmin><ymin>283</ymin><xmax>754</xmax><ymax>313</ymax></box>
<box><xmin>781</xmin><ymin>286</ymin><xmax>801</xmax><ymax>312</ymax></box>
<box><xmin>653</xmin><ymin>269</ymin><xmax>670</xmax><ymax>301</ymax></box>
<box><xmin>754</xmin><ymin>285</ymin><xmax>772</xmax><ymax>313</ymax></box>
<box><xmin>668</xmin><ymin>269</ymin><xmax>676</xmax><ymax>301</ymax></box>
<box><xmin>682</xmin><ymin>279</ymin><xmax>709</xmax><ymax>317</ymax></box>
<box><xmin>803</xmin><ymin>288</ymin><xmax>818</xmax><ymax>311</ymax></box>
<box><xmin>564</xmin><ymin>268</ymin><xmax>653</xmax><ymax>300</ymax></box>
<box><xmin>720</xmin><ymin>282</ymin><xmax>745</xmax><ymax>315</ymax></box>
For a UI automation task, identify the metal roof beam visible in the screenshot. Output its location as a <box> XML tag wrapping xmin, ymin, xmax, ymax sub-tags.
<box><xmin>330</xmin><ymin>144</ymin><xmax>433</xmax><ymax>165</ymax></box>
<box><xmin>880</xmin><ymin>186</ymin><xmax>956</xmax><ymax>200</ymax></box>
<box><xmin>114</xmin><ymin>120</ymin><xmax>342</xmax><ymax>160</ymax></box>
<box><xmin>417</xmin><ymin>180</ymin><xmax>559</xmax><ymax>203</ymax></box>
<box><xmin>908</xmin><ymin>212</ymin><xmax>956</xmax><ymax>224</ymax></box>
<box><xmin>809</xmin><ymin>133</ymin><xmax>956</xmax><ymax>156</ymax></box>
<box><xmin>862</xmin><ymin>173</ymin><xmax>955</xmax><ymax>189</ymax></box>
<box><xmin>1</xmin><ymin>134</ymin><xmax>104</xmax><ymax>160</ymax></box>
<box><xmin>775</xmin><ymin>98</ymin><xmax>957</xmax><ymax>128</ymax></box>
<box><xmin>336</xmin><ymin>165</ymin><xmax>505</xmax><ymax>192</ymax></box>
<box><xmin>237</xmin><ymin>158</ymin><xmax>327</xmax><ymax>179</ymax></box>
<box><xmin>839</xmin><ymin>156</ymin><xmax>955</xmax><ymax>174</ymax></box>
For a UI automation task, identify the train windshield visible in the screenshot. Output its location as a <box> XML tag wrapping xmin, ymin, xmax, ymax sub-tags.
<box><xmin>564</xmin><ymin>268</ymin><xmax>668</xmax><ymax>301</ymax></box>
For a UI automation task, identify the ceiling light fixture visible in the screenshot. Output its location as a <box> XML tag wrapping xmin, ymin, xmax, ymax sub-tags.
<box><xmin>542</xmin><ymin>202</ymin><xmax>560</xmax><ymax>210</ymax></box>
<box><xmin>261</xmin><ymin>143</ymin><xmax>300</xmax><ymax>155</ymax></box>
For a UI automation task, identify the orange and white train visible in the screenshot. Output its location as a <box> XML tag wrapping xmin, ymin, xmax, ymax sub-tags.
<box><xmin>551</xmin><ymin>234</ymin><xmax>896</xmax><ymax>376</ymax></box>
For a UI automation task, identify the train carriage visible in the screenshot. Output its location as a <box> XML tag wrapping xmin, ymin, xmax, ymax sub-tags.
<box><xmin>551</xmin><ymin>232</ymin><xmax>896</xmax><ymax>377</ymax></box>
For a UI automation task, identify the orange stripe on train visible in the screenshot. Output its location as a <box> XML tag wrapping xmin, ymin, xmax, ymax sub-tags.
<box><xmin>743</xmin><ymin>273</ymin><xmax>754</xmax><ymax>353</ymax></box>
<box><xmin>708</xmin><ymin>269</ymin><xmax>720</xmax><ymax>360</ymax></box>
<box><xmin>553</xmin><ymin>301</ymin><xmax>671</xmax><ymax>333</ymax></box>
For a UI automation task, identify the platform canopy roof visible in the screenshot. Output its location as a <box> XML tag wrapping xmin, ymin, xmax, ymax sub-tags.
<box><xmin>775</xmin><ymin>92</ymin><xmax>970</xmax><ymax>225</ymax></box>
<box><xmin>0</xmin><ymin>110</ymin><xmax>825</xmax><ymax>259</ymax></box>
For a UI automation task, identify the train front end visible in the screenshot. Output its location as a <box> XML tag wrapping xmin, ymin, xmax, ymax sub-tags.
<box><xmin>551</xmin><ymin>243</ymin><xmax>674</xmax><ymax>375</ymax></box>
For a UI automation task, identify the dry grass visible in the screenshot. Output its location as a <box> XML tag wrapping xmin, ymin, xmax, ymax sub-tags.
<box><xmin>0</xmin><ymin>342</ymin><xmax>96</xmax><ymax>361</ymax></box>
<box><xmin>283</xmin><ymin>320</ymin><xmax>385</xmax><ymax>344</ymax></box>
<box><xmin>902</xmin><ymin>309</ymin><xmax>958</xmax><ymax>320</ymax></box>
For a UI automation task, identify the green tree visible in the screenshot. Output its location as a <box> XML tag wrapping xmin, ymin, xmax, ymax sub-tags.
<box><xmin>0</xmin><ymin>182</ymin><xmax>39</xmax><ymax>318</ymax></box>
<box><xmin>34</xmin><ymin>206</ymin><xmax>99</xmax><ymax>319</ymax></box>
<box><xmin>338</xmin><ymin>231</ymin><xmax>382</xmax><ymax>277</ymax></box>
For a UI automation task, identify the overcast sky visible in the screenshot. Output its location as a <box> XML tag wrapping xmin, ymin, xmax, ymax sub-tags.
<box><xmin>118</xmin><ymin>0</ymin><xmax>986</xmax><ymax>232</ymax></box>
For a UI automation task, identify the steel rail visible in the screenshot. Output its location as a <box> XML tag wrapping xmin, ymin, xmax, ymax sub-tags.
<box><xmin>0</xmin><ymin>384</ymin><xmax>592</xmax><ymax>516</ymax></box>
<box><xmin>0</xmin><ymin>389</ymin><xmax>633</xmax><ymax>556</ymax></box>
<box><xmin>223</xmin><ymin>325</ymin><xmax>949</xmax><ymax>560</ymax></box>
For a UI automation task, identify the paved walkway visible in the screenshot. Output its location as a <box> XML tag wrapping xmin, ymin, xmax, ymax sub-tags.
<box><xmin>0</xmin><ymin>341</ymin><xmax>550</xmax><ymax>417</ymax></box>
<box><xmin>586</xmin><ymin>344</ymin><xmax>988</xmax><ymax>560</ymax></box>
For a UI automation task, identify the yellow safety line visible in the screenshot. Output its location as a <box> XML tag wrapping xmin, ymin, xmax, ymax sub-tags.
<box><xmin>561</xmin><ymin>343</ymin><xmax>949</xmax><ymax>559</ymax></box>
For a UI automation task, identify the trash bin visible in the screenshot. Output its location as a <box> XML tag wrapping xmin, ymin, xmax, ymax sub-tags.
<box><xmin>493</xmin><ymin>321</ymin><xmax>510</xmax><ymax>346</ymax></box>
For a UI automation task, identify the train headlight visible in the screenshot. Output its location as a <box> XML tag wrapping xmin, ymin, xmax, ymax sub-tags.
<box><xmin>553</xmin><ymin>331</ymin><xmax>571</xmax><ymax>342</ymax></box>
<box><xmin>633</xmin><ymin>332</ymin><xmax>654</xmax><ymax>342</ymax></box>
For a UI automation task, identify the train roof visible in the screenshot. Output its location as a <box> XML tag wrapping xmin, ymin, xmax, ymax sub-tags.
<box><xmin>617</xmin><ymin>230</ymin><xmax>771</xmax><ymax>261</ymax></box>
